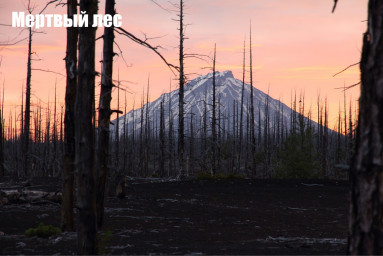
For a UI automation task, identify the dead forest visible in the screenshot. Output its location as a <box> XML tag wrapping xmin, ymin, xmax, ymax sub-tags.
<box><xmin>2</xmin><ymin>0</ymin><xmax>379</xmax><ymax>254</ymax></box>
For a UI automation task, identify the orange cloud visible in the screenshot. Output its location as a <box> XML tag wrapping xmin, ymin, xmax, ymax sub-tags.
<box><xmin>196</xmin><ymin>42</ymin><xmax>262</xmax><ymax>52</ymax></box>
<box><xmin>216</xmin><ymin>64</ymin><xmax>262</xmax><ymax>71</ymax></box>
<box><xmin>2</xmin><ymin>44</ymin><xmax>64</xmax><ymax>52</ymax></box>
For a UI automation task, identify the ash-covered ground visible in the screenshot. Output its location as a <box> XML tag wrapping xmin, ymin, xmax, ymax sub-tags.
<box><xmin>0</xmin><ymin>177</ymin><xmax>348</xmax><ymax>255</ymax></box>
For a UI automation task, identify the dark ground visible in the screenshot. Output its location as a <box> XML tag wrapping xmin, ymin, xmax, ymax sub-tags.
<box><xmin>0</xmin><ymin>177</ymin><xmax>349</xmax><ymax>255</ymax></box>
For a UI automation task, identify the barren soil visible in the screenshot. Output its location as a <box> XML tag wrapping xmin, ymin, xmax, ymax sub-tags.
<box><xmin>0</xmin><ymin>177</ymin><xmax>348</xmax><ymax>255</ymax></box>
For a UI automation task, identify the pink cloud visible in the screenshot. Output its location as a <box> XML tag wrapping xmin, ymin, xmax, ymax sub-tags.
<box><xmin>0</xmin><ymin>0</ymin><xmax>366</xmax><ymax>127</ymax></box>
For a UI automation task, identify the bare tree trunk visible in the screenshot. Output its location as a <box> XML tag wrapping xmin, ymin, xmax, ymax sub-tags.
<box><xmin>123</xmin><ymin>92</ymin><xmax>127</xmax><ymax>174</ymax></box>
<box><xmin>23</xmin><ymin>20</ymin><xmax>32</xmax><ymax>177</ymax></box>
<box><xmin>348</xmin><ymin>1</ymin><xmax>383</xmax><ymax>254</ymax></box>
<box><xmin>75</xmin><ymin>0</ymin><xmax>98</xmax><ymax>253</ymax></box>
<box><xmin>160</xmin><ymin>99</ymin><xmax>165</xmax><ymax>177</ymax></box>
<box><xmin>178</xmin><ymin>0</ymin><xmax>185</xmax><ymax>177</ymax></box>
<box><xmin>145</xmin><ymin>80</ymin><xmax>150</xmax><ymax>176</ymax></box>
<box><xmin>61</xmin><ymin>0</ymin><xmax>78</xmax><ymax>232</ymax></box>
<box><xmin>211</xmin><ymin>44</ymin><xmax>217</xmax><ymax>175</ymax></box>
<box><xmin>343</xmin><ymin>84</ymin><xmax>348</xmax><ymax>162</ymax></box>
<box><xmin>139</xmin><ymin>96</ymin><xmax>144</xmax><ymax>176</ymax></box>
<box><xmin>168</xmin><ymin>83</ymin><xmax>173</xmax><ymax>176</ymax></box>
<box><xmin>217</xmin><ymin>96</ymin><xmax>221</xmax><ymax>173</ymax></box>
<box><xmin>238</xmin><ymin>39</ymin><xmax>245</xmax><ymax>174</ymax></box>
<box><xmin>0</xmin><ymin>108</ymin><xmax>3</xmax><ymax>179</ymax></box>
<box><xmin>202</xmin><ymin>86</ymin><xmax>208</xmax><ymax>172</ymax></box>
<box><xmin>53</xmin><ymin>84</ymin><xmax>57</xmax><ymax>177</ymax></box>
<box><xmin>96</xmin><ymin>0</ymin><xmax>115</xmax><ymax>230</ymax></box>
<box><xmin>189</xmin><ymin>110</ymin><xmax>194</xmax><ymax>176</ymax></box>
<box><xmin>61</xmin><ymin>0</ymin><xmax>78</xmax><ymax>231</ymax></box>
<box><xmin>337</xmin><ymin>107</ymin><xmax>341</xmax><ymax>163</ymax></box>
<box><xmin>322</xmin><ymin>99</ymin><xmax>328</xmax><ymax>177</ymax></box>
<box><xmin>249</xmin><ymin>23</ymin><xmax>256</xmax><ymax>178</ymax></box>
<box><xmin>115</xmin><ymin>74</ymin><xmax>120</xmax><ymax>172</ymax></box>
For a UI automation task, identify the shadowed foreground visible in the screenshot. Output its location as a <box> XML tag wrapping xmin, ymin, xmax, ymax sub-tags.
<box><xmin>0</xmin><ymin>178</ymin><xmax>348</xmax><ymax>255</ymax></box>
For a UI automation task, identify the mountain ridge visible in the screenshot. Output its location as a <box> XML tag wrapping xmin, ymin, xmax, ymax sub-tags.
<box><xmin>111</xmin><ymin>70</ymin><xmax>309</xmax><ymax>137</ymax></box>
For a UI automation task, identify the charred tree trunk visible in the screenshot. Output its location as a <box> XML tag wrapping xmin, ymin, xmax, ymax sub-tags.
<box><xmin>0</xmin><ymin>108</ymin><xmax>3</xmax><ymax>179</ymax></box>
<box><xmin>61</xmin><ymin>0</ymin><xmax>78</xmax><ymax>231</ymax></box>
<box><xmin>96</xmin><ymin>0</ymin><xmax>115</xmax><ymax>230</ymax></box>
<box><xmin>348</xmin><ymin>1</ymin><xmax>383</xmax><ymax>254</ymax></box>
<box><xmin>53</xmin><ymin>84</ymin><xmax>57</xmax><ymax>177</ymax></box>
<box><xmin>23</xmin><ymin>21</ymin><xmax>32</xmax><ymax>177</ymax></box>
<box><xmin>75</xmin><ymin>0</ymin><xmax>98</xmax><ymax>253</ymax></box>
<box><xmin>144</xmin><ymin>80</ymin><xmax>150</xmax><ymax>176</ymax></box>
<box><xmin>211</xmin><ymin>44</ymin><xmax>217</xmax><ymax>175</ymax></box>
<box><xmin>178</xmin><ymin>0</ymin><xmax>185</xmax><ymax>177</ymax></box>
<box><xmin>168</xmin><ymin>83</ymin><xmax>174</xmax><ymax>176</ymax></box>
<box><xmin>189</xmin><ymin>111</ymin><xmax>194</xmax><ymax>176</ymax></box>
<box><xmin>238</xmin><ymin>39</ymin><xmax>245</xmax><ymax>173</ymax></box>
<box><xmin>322</xmin><ymin>99</ymin><xmax>328</xmax><ymax>177</ymax></box>
<box><xmin>159</xmin><ymin>100</ymin><xmax>165</xmax><ymax>177</ymax></box>
<box><xmin>249</xmin><ymin>24</ymin><xmax>256</xmax><ymax>177</ymax></box>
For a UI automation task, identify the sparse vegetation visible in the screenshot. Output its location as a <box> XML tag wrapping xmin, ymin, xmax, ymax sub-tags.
<box><xmin>274</xmin><ymin>122</ymin><xmax>320</xmax><ymax>179</ymax></box>
<box><xmin>25</xmin><ymin>223</ymin><xmax>61</xmax><ymax>238</ymax></box>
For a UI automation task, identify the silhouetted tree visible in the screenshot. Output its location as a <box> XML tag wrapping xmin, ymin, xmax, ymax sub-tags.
<box><xmin>75</xmin><ymin>0</ymin><xmax>98</xmax><ymax>253</ymax></box>
<box><xmin>96</xmin><ymin>0</ymin><xmax>117</xmax><ymax>230</ymax></box>
<box><xmin>61</xmin><ymin>0</ymin><xmax>78</xmax><ymax>226</ymax></box>
<box><xmin>348</xmin><ymin>1</ymin><xmax>383</xmax><ymax>254</ymax></box>
<box><xmin>22</xmin><ymin>0</ymin><xmax>33</xmax><ymax>177</ymax></box>
<box><xmin>211</xmin><ymin>44</ymin><xmax>217</xmax><ymax>175</ymax></box>
<box><xmin>249</xmin><ymin>23</ymin><xmax>256</xmax><ymax>177</ymax></box>
<box><xmin>177</xmin><ymin>0</ymin><xmax>185</xmax><ymax>177</ymax></box>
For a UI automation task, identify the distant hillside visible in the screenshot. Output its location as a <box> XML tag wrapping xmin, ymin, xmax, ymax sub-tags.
<box><xmin>111</xmin><ymin>70</ymin><xmax>311</xmax><ymax>137</ymax></box>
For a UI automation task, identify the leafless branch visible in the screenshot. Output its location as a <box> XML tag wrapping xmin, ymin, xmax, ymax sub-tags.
<box><xmin>332</xmin><ymin>0</ymin><xmax>338</xmax><ymax>13</ymax></box>
<box><xmin>0</xmin><ymin>37</ymin><xmax>29</xmax><ymax>46</ymax></box>
<box><xmin>115</xmin><ymin>27</ymin><xmax>179</xmax><ymax>75</ymax></box>
<box><xmin>141</xmin><ymin>32</ymin><xmax>168</xmax><ymax>42</ymax></box>
<box><xmin>184</xmin><ymin>53</ymin><xmax>210</xmax><ymax>63</ymax></box>
<box><xmin>150</xmin><ymin>0</ymin><xmax>172</xmax><ymax>13</ymax></box>
<box><xmin>32</xmin><ymin>68</ymin><xmax>65</xmax><ymax>77</ymax></box>
<box><xmin>333</xmin><ymin>62</ymin><xmax>360</xmax><ymax>77</ymax></box>
<box><xmin>39</xmin><ymin>0</ymin><xmax>65</xmax><ymax>15</ymax></box>
<box><xmin>113</xmin><ymin>41</ymin><xmax>132</xmax><ymax>70</ymax></box>
<box><xmin>335</xmin><ymin>81</ymin><xmax>361</xmax><ymax>91</ymax></box>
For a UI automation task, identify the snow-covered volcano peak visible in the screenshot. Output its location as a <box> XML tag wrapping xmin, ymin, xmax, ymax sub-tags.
<box><xmin>112</xmin><ymin>70</ymin><xmax>301</xmax><ymax>137</ymax></box>
<box><xmin>184</xmin><ymin>70</ymin><xmax>233</xmax><ymax>90</ymax></box>
<box><xmin>220</xmin><ymin>70</ymin><xmax>234</xmax><ymax>78</ymax></box>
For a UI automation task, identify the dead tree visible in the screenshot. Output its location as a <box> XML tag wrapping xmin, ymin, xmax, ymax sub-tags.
<box><xmin>144</xmin><ymin>79</ymin><xmax>150</xmax><ymax>176</ymax></box>
<box><xmin>22</xmin><ymin>0</ymin><xmax>33</xmax><ymax>177</ymax></box>
<box><xmin>0</xmin><ymin>108</ymin><xmax>3</xmax><ymax>179</ymax></box>
<box><xmin>189</xmin><ymin>111</ymin><xmax>194</xmax><ymax>176</ymax></box>
<box><xmin>348</xmin><ymin>1</ymin><xmax>383</xmax><ymax>254</ymax></box>
<box><xmin>52</xmin><ymin>83</ymin><xmax>57</xmax><ymax>177</ymax></box>
<box><xmin>322</xmin><ymin>99</ymin><xmax>328</xmax><ymax>177</ymax></box>
<box><xmin>159</xmin><ymin>98</ymin><xmax>165</xmax><ymax>176</ymax></box>
<box><xmin>238</xmin><ymin>39</ymin><xmax>246</xmax><ymax>173</ymax></box>
<box><xmin>96</xmin><ymin>0</ymin><xmax>116</xmax><ymax>230</ymax></box>
<box><xmin>168</xmin><ymin>83</ymin><xmax>174</xmax><ymax>176</ymax></box>
<box><xmin>211</xmin><ymin>44</ymin><xmax>217</xmax><ymax>175</ymax></box>
<box><xmin>177</xmin><ymin>0</ymin><xmax>185</xmax><ymax>177</ymax></box>
<box><xmin>61</xmin><ymin>0</ymin><xmax>78</xmax><ymax>229</ymax></box>
<box><xmin>115</xmin><ymin>74</ymin><xmax>121</xmax><ymax>171</ymax></box>
<box><xmin>249</xmin><ymin>23</ymin><xmax>256</xmax><ymax>177</ymax></box>
<box><xmin>75</xmin><ymin>0</ymin><xmax>98</xmax><ymax>253</ymax></box>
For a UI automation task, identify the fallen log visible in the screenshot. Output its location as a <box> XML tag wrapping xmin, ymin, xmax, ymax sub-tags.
<box><xmin>0</xmin><ymin>189</ymin><xmax>62</xmax><ymax>205</ymax></box>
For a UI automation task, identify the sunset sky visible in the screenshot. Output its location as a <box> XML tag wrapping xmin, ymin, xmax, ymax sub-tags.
<box><xmin>0</xmin><ymin>0</ymin><xmax>367</xmax><ymax>130</ymax></box>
